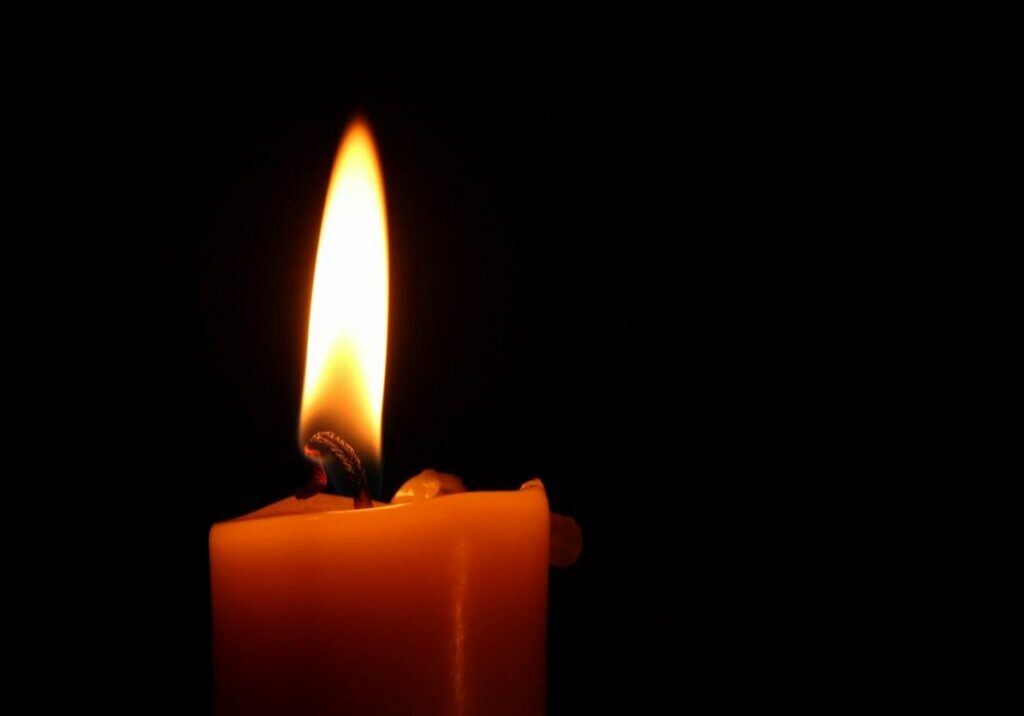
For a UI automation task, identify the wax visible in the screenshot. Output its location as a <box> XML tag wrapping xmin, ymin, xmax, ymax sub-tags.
<box><xmin>210</xmin><ymin>485</ymin><xmax>549</xmax><ymax>715</ymax></box>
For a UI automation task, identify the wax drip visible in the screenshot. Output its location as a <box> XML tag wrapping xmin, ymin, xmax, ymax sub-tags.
<box><xmin>298</xmin><ymin>431</ymin><xmax>373</xmax><ymax>508</ymax></box>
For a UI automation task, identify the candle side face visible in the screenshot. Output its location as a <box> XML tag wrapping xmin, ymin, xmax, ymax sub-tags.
<box><xmin>210</xmin><ymin>489</ymin><xmax>549</xmax><ymax>716</ymax></box>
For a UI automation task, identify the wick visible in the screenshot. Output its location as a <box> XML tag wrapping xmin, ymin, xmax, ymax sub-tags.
<box><xmin>299</xmin><ymin>431</ymin><xmax>373</xmax><ymax>508</ymax></box>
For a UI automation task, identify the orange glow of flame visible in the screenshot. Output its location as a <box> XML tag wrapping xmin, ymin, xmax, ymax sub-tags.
<box><xmin>299</xmin><ymin>118</ymin><xmax>389</xmax><ymax>465</ymax></box>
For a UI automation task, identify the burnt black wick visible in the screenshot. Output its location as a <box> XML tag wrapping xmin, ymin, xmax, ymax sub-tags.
<box><xmin>300</xmin><ymin>431</ymin><xmax>373</xmax><ymax>508</ymax></box>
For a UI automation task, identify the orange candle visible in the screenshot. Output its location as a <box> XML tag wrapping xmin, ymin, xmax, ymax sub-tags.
<box><xmin>211</xmin><ymin>487</ymin><xmax>549</xmax><ymax>715</ymax></box>
<box><xmin>210</xmin><ymin>119</ymin><xmax>550</xmax><ymax>715</ymax></box>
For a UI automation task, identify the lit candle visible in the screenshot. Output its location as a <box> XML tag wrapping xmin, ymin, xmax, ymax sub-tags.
<box><xmin>210</xmin><ymin>119</ymin><xmax>553</xmax><ymax>715</ymax></box>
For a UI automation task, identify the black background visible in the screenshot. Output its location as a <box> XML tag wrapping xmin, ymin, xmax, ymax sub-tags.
<box><xmin>17</xmin><ymin>6</ymin><xmax>1018</xmax><ymax>714</ymax></box>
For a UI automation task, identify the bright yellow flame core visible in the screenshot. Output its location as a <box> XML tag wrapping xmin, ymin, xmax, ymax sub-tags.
<box><xmin>300</xmin><ymin>119</ymin><xmax>389</xmax><ymax>462</ymax></box>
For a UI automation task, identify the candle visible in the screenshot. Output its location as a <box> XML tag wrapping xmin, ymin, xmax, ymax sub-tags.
<box><xmin>211</xmin><ymin>486</ymin><xmax>549</xmax><ymax>715</ymax></box>
<box><xmin>210</xmin><ymin>119</ymin><xmax>552</xmax><ymax>715</ymax></box>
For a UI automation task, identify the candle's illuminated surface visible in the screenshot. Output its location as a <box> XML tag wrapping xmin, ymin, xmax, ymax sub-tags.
<box><xmin>210</xmin><ymin>485</ymin><xmax>549</xmax><ymax>715</ymax></box>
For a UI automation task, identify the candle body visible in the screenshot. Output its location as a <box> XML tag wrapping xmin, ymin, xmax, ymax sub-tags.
<box><xmin>210</xmin><ymin>488</ymin><xmax>549</xmax><ymax>715</ymax></box>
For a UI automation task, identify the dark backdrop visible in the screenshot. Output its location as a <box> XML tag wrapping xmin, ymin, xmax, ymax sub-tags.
<box><xmin>19</xmin><ymin>6</ymin><xmax>1017</xmax><ymax>714</ymax></box>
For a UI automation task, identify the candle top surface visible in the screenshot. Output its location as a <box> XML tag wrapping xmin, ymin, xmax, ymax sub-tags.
<box><xmin>224</xmin><ymin>485</ymin><xmax>545</xmax><ymax>525</ymax></box>
<box><xmin>227</xmin><ymin>493</ymin><xmax>384</xmax><ymax>522</ymax></box>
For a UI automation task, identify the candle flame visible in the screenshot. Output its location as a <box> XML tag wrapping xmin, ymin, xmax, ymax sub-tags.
<box><xmin>300</xmin><ymin>118</ymin><xmax>389</xmax><ymax>467</ymax></box>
